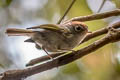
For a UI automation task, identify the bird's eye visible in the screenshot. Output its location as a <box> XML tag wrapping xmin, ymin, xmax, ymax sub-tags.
<box><xmin>75</xmin><ymin>25</ymin><xmax>83</xmax><ymax>32</ymax></box>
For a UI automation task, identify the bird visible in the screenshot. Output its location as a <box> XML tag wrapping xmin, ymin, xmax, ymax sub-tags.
<box><xmin>6</xmin><ymin>21</ymin><xmax>89</xmax><ymax>58</ymax></box>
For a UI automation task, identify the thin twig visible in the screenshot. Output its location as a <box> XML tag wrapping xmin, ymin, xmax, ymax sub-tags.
<box><xmin>1</xmin><ymin>21</ymin><xmax>120</xmax><ymax>80</ymax></box>
<box><xmin>97</xmin><ymin>0</ymin><xmax>106</xmax><ymax>12</ymax></box>
<box><xmin>57</xmin><ymin>0</ymin><xmax>76</xmax><ymax>24</ymax></box>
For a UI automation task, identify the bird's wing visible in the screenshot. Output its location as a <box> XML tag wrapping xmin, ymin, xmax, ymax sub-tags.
<box><xmin>27</xmin><ymin>24</ymin><xmax>69</xmax><ymax>33</ymax></box>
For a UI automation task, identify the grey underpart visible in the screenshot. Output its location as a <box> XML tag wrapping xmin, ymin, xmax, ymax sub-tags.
<box><xmin>32</xmin><ymin>30</ymin><xmax>86</xmax><ymax>52</ymax></box>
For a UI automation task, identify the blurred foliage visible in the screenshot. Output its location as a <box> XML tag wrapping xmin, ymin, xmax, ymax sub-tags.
<box><xmin>0</xmin><ymin>0</ymin><xmax>12</xmax><ymax>8</ymax></box>
<box><xmin>57</xmin><ymin>0</ymin><xmax>91</xmax><ymax>17</ymax></box>
<box><xmin>61</xmin><ymin>62</ymin><xmax>80</xmax><ymax>74</ymax></box>
<box><xmin>112</xmin><ymin>0</ymin><xmax>120</xmax><ymax>8</ymax></box>
<box><xmin>37</xmin><ymin>0</ymin><xmax>57</xmax><ymax>22</ymax></box>
<box><xmin>0</xmin><ymin>0</ymin><xmax>120</xmax><ymax>80</ymax></box>
<box><xmin>0</xmin><ymin>64</ymin><xmax>4</xmax><ymax>68</ymax></box>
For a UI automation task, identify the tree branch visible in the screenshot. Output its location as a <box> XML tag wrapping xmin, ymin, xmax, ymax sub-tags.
<box><xmin>26</xmin><ymin>21</ymin><xmax>120</xmax><ymax>66</ymax></box>
<box><xmin>26</xmin><ymin>9</ymin><xmax>120</xmax><ymax>66</ymax></box>
<box><xmin>81</xmin><ymin>21</ymin><xmax>120</xmax><ymax>42</ymax></box>
<box><xmin>0</xmin><ymin>21</ymin><xmax>120</xmax><ymax>80</ymax></box>
<box><xmin>63</xmin><ymin>9</ymin><xmax>120</xmax><ymax>23</ymax></box>
<box><xmin>26</xmin><ymin>52</ymin><xmax>65</xmax><ymax>66</ymax></box>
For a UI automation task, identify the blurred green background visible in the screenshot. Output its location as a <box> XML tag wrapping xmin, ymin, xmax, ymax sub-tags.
<box><xmin>0</xmin><ymin>0</ymin><xmax>120</xmax><ymax>80</ymax></box>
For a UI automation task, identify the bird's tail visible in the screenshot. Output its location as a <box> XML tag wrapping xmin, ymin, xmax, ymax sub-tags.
<box><xmin>6</xmin><ymin>28</ymin><xmax>34</xmax><ymax>36</ymax></box>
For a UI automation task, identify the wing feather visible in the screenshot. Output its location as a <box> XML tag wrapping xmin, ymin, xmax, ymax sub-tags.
<box><xmin>27</xmin><ymin>24</ymin><xmax>68</xmax><ymax>33</ymax></box>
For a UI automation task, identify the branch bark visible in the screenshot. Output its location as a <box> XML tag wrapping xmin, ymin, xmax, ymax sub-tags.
<box><xmin>26</xmin><ymin>52</ymin><xmax>65</xmax><ymax>66</ymax></box>
<box><xmin>0</xmin><ymin>21</ymin><xmax>120</xmax><ymax>80</ymax></box>
<box><xmin>1</xmin><ymin>9</ymin><xmax>120</xmax><ymax>80</ymax></box>
<box><xmin>26</xmin><ymin>21</ymin><xmax>120</xmax><ymax>66</ymax></box>
<box><xmin>26</xmin><ymin>9</ymin><xmax>120</xmax><ymax>66</ymax></box>
<box><xmin>63</xmin><ymin>9</ymin><xmax>120</xmax><ymax>23</ymax></box>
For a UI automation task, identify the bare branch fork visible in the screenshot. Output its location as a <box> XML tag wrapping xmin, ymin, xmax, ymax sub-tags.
<box><xmin>0</xmin><ymin>9</ymin><xmax>120</xmax><ymax>80</ymax></box>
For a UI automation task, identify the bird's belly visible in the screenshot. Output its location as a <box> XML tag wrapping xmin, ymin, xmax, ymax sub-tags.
<box><xmin>36</xmin><ymin>39</ymin><xmax>72</xmax><ymax>53</ymax></box>
<box><xmin>32</xmin><ymin>31</ymin><xmax>75</xmax><ymax>53</ymax></box>
<box><xmin>44</xmin><ymin>40</ymin><xmax>74</xmax><ymax>53</ymax></box>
